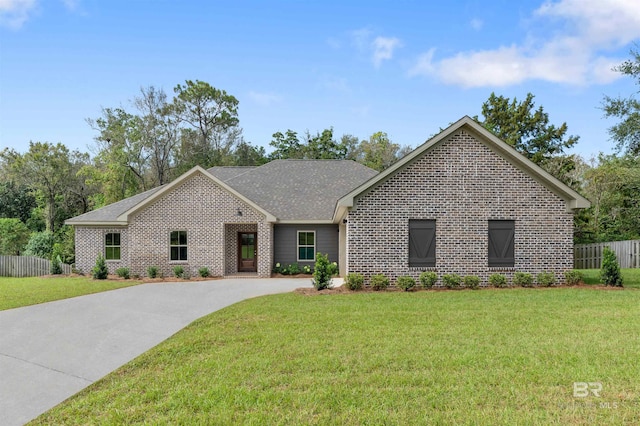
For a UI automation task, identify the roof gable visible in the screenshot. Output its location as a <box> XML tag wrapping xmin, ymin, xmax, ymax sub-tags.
<box><xmin>335</xmin><ymin>116</ymin><xmax>590</xmax><ymax>219</ymax></box>
<box><xmin>116</xmin><ymin>166</ymin><xmax>277</xmax><ymax>222</ymax></box>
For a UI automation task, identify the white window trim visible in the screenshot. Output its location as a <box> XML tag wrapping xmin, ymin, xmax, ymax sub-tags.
<box><xmin>104</xmin><ymin>232</ymin><xmax>121</xmax><ymax>261</ymax></box>
<box><xmin>297</xmin><ymin>230</ymin><xmax>316</xmax><ymax>262</ymax></box>
<box><xmin>169</xmin><ymin>230</ymin><xmax>188</xmax><ymax>262</ymax></box>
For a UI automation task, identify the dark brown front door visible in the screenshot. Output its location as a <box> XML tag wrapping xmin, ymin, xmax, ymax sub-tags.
<box><xmin>238</xmin><ymin>232</ymin><xmax>257</xmax><ymax>272</ymax></box>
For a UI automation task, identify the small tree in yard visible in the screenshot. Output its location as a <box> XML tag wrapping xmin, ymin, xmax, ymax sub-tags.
<box><xmin>92</xmin><ymin>254</ymin><xmax>109</xmax><ymax>280</ymax></box>
<box><xmin>601</xmin><ymin>247</ymin><xmax>623</xmax><ymax>287</ymax></box>
<box><xmin>312</xmin><ymin>252</ymin><xmax>333</xmax><ymax>290</ymax></box>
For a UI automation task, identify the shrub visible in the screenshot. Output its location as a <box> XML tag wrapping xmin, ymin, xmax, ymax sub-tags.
<box><xmin>24</xmin><ymin>231</ymin><xmax>55</xmax><ymax>259</ymax></box>
<box><xmin>302</xmin><ymin>265</ymin><xmax>311</xmax><ymax>274</ymax></box>
<box><xmin>442</xmin><ymin>273</ymin><xmax>462</xmax><ymax>289</ymax></box>
<box><xmin>92</xmin><ymin>254</ymin><xmax>108</xmax><ymax>280</ymax></box>
<box><xmin>600</xmin><ymin>247</ymin><xmax>623</xmax><ymax>287</ymax></box>
<box><xmin>489</xmin><ymin>273</ymin><xmax>508</xmax><ymax>288</ymax></box>
<box><xmin>564</xmin><ymin>270</ymin><xmax>583</xmax><ymax>286</ymax></box>
<box><xmin>50</xmin><ymin>254</ymin><xmax>63</xmax><ymax>275</ymax></box>
<box><xmin>198</xmin><ymin>267</ymin><xmax>210</xmax><ymax>278</ymax></box>
<box><xmin>345</xmin><ymin>272</ymin><xmax>364</xmax><ymax>291</ymax></box>
<box><xmin>419</xmin><ymin>271</ymin><xmax>438</xmax><ymax>289</ymax></box>
<box><xmin>116</xmin><ymin>267</ymin><xmax>130</xmax><ymax>279</ymax></box>
<box><xmin>173</xmin><ymin>265</ymin><xmax>185</xmax><ymax>278</ymax></box>
<box><xmin>327</xmin><ymin>261</ymin><xmax>339</xmax><ymax>276</ymax></box>
<box><xmin>272</xmin><ymin>263</ymin><xmax>282</xmax><ymax>274</ymax></box>
<box><xmin>513</xmin><ymin>272</ymin><xmax>534</xmax><ymax>287</ymax></box>
<box><xmin>370</xmin><ymin>274</ymin><xmax>390</xmax><ymax>291</ymax></box>
<box><xmin>147</xmin><ymin>266</ymin><xmax>159</xmax><ymax>278</ymax></box>
<box><xmin>463</xmin><ymin>275</ymin><xmax>480</xmax><ymax>289</ymax></box>
<box><xmin>288</xmin><ymin>263</ymin><xmax>301</xmax><ymax>275</ymax></box>
<box><xmin>396</xmin><ymin>275</ymin><xmax>416</xmax><ymax>291</ymax></box>
<box><xmin>312</xmin><ymin>252</ymin><xmax>333</xmax><ymax>290</ymax></box>
<box><xmin>537</xmin><ymin>272</ymin><xmax>556</xmax><ymax>287</ymax></box>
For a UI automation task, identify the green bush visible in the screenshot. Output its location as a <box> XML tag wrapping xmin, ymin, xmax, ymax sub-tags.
<box><xmin>302</xmin><ymin>265</ymin><xmax>311</xmax><ymax>274</ymax></box>
<box><xmin>419</xmin><ymin>271</ymin><xmax>438</xmax><ymax>289</ymax></box>
<box><xmin>370</xmin><ymin>274</ymin><xmax>390</xmax><ymax>291</ymax></box>
<box><xmin>312</xmin><ymin>252</ymin><xmax>333</xmax><ymax>290</ymax></box>
<box><xmin>489</xmin><ymin>273</ymin><xmax>508</xmax><ymax>288</ymax></box>
<box><xmin>513</xmin><ymin>272</ymin><xmax>534</xmax><ymax>287</ymax></box>
<box><xmin>92</xmin><ymin>254</ymin><xmax>108</xmax><ymax>280</ymax></box>
<box><xmin>272</xmin><ymin>263</ymin><xmax>282</xmax><ymax>274</ymax></box>
<box><xmin>464</xmin><ymin>275</ymin><xmax>480</xmax><ymax>289</ymax></box>
<box><xmin>442</xmin><ymin>273</ymin><xmax>462</xmax><ymax>289</ymax></box>
<box><xmin>147</xmin><ymin>266</ymin><xmax>159</xmax><ymax>279</ymax></box>
<box><xmin>327</xmin><ymin>262</ymin><xmax>339</xmax><ymax>276</ymax></box>
<box><xmin>600</xmin><ymin>247</ymin><xmax>623</xmax><ymax>287</ymax></box>
<box><xmin>345</xmin><ymin>272</ymin><xmax>364</xmax><ymax>291</ymax></box>
<box><xmin>173</xmin><ymin>265</ymin><xmax>185</xmax><ymax>278</ymax></box>
<box><xmin>24</xmin><ymin>231</ymin><xmax>55</xmax><ymax>259</ymax></box>
<box><xmin>50</xmin><ymin>254</ymin><xmax>63</xmax><ymax>275</ymax></box>
<box><xmin>288</xmin><ymin>263</ymin><xmax>301</xmax><ymax>275</ymax></box>
<box><xmin>116</xmin><ymin>267</ymin><xmax>130</xmax><ymax>279</ymax></box>
<box><xmin>198</xmin><ymin>267</ymin><xmax>210</xmax><ymax>278</ymax></box>
<box><xmin>396</xmin><ymin>275</ymin><xmax>416</xmax><ymax>291</ymax></box>
<box><xmin>537</xmin><ymin>272</ymin><xmax>556</xmax><ymax>287</ymax></box>
<box><xmin>0</xmin><ymin>218</ymin><xmax>30</xmax><ymax>256</ymax></box>
<box><xmin>564</xmin><ymin>270</ymin><xmax>583</xmax><ymax>286</ymax></box>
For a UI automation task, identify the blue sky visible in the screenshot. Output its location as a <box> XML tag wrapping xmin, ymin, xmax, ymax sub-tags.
<box><xmin>1</xmin><ymin>0</ymin><xmax>639</xmax><ymax>160</ymax></box>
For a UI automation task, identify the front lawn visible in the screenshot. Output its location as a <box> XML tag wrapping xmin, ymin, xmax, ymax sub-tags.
<box><xmin>577</xmin><ymin>268</ymin><xmax>640</xmax><ymax>289</ymax></box>
<box><xmin>0</xmin><ymin>276</ymin><xmax>141</xmax><ymax>311</ymax></box>
<box><xmin>33</xmin><ymin>288</ymin><xmax>640</xmax><ymax>425</ymax></box>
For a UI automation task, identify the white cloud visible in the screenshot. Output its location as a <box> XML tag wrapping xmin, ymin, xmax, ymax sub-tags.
<box><xmin>247</xmin><ymin>91</ymin><xmax>282</xmax><ymax>107</ymax></box>
<box><xmin>350</xmin><ymin>28</ymin><xmax>402</xmax><ymax>68</ymax></box>
<box><xmin>61</xmin><ymin>0</ymin><xmax>79</xmax><ymax>11</ymax></box>
<box><xmin>470</xmin><ymin>18</ymin><xmax>483</xmax><ymax>31</ymax></box>
<box><xmin>410</xmin><ymin>0</ymin><xmax>640</xmax><ymax>87</ymax></box>
<box><xmin>372</xmin><ymin>36</ymin><xmax>402</xmax><ymax>68</ymax></box>
<box><xmin>0</xmin><ymin>0</ymin><xmax>36</xmax><ymax>29</ymax></box>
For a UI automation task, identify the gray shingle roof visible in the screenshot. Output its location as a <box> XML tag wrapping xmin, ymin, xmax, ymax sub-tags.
<box><xmin>207</xmin><ymin>166</ymin><xmax>257</xmax><ymax>181</ymax></box>
<box><xmin>67</xmin><ymin>160</ymin><xmax>378</xmax><ymax>224</ymax></box>
<box><xmin>65</xmin><ymin>186</ymin><xmax>164</xmax><ymax>224</ymax></box>
<box><xmin>218</xmin><ymin>160</ymin><xmax>378</xmax><ymax>220</ymax></box>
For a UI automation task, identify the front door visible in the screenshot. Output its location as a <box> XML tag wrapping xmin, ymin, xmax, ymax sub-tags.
<box><xmin>238</xmin><ymin>232</ymin><xmax>257</xmax><ymax>272</ymax></box>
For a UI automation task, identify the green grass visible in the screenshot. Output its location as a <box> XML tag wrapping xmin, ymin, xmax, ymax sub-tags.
<box><xmin>577</xmin><ymin>268</ymin><xmax>640</xmax><ymax>289</ymax></box>
<box><xmin>0</xmin><ymin>276</ymin><xmax>141</xmax><ymax>311</ymax></box>
<box><xmin>33</xmin><ymin>288</ymin><xmax>640</xmax><ymax>425</ymax></box>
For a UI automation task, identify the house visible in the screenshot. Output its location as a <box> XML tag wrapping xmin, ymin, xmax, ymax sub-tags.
<box><xmin>66</xmin><ymin>116</ymin><xmax>590</xmax><ymax>283</ymax></box>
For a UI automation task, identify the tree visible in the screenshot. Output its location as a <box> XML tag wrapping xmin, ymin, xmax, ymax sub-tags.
<box><xmin>133</xmin><ymin>86</ymin><xmax>179</xmax><ymax>186</ymax></box>
<box><xmin>477</xmin><ymin>92</ymin><xmax>579</xmax><ymax>166</ymax></box>
<box><xmin>0</xmin><ymin>181</ymin><xmax>37</xmax><ymax>225</ymax></box>
<box><xmin>602</xmin><ymin>47</ymin><xmax>640</xmax><ymax>155</ymax></box>
<box><xmin>304</xmin><ymin>128</ymin><xmax>348</xmax><ymax>159</ymax></box>
<box><xmin>1</xmin><ymin>142</ymin><xmax>80</xmax><ymax>232</ymax></box>
<box><xmin>173</xmin><ymin>80</ymin><xmax>240</xmax><ymax>169</ymax></box>
<box><xmin>0</xmin><ymin>218</ymin><xmax>30</xmax><ymax>255</ymax></box>
<box><xmin>359</xmin><ymin>131</ymin><xmax>411</xmax><ymax>171</ymax></box>
<box><xmin>269</xmin><ymin>130</ymin><xmax>304</xmax><ymax>160</ymax></box>
<box><xmin>600</xmin><ymin>246</ymin><xmax>623</xmax><ymax>287</ymax></box>
<box><xmin>232</xmin><ymin>140</ymin><xmax>268</xmax><ymax>166</ymax></box>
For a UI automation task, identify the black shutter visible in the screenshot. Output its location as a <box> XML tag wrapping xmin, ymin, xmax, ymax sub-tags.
<box><xmin>488</xmin><ymin>220</ymin><xmax>515</xmax><ymax>267</ymax></box>
<box><xmin>409</xmin><ymin>220</ymin><xmax>436</xmax><ymax>267</ymax></box>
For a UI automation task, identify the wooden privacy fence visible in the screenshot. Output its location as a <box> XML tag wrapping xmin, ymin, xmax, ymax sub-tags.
<box><xmin>0</xmin><ymin>255</ymin><xmax>72</xmax><ymax>277</ymax></box>
<box><xmin>574</xmin><ymin>240</ymin><xmax>640</xmax><ymax>269</ymax></box>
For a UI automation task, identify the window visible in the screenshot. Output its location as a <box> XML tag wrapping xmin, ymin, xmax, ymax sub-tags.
<box><xmin>409</xmin><ymin>220</ymin><xmax>436</xmax><ymax>267</ymax></box>
<box><xmin>488</xmin><ymin>220</ymin><xmax>515</xmax><ymax>267</ymax></box>
<box><xmin>297</xmin><ymin>231</ymin><xmax>315</xmax><ymax>261</ymax></box>
<box><xmin>105</xmin><ymin>232</ymin><xmax>121</xmax><ymax>260</ymax></box>
<box><xmin>170</xmin><ymin>231</ymin><xmax>188</xmax><ymax>261</ymax></box>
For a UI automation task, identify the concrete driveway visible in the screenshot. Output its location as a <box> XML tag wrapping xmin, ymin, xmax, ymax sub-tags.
<box><xmin>0</xmin><ymin>278</ymin><xmax>312</xmax><ymax>426</ymax></box>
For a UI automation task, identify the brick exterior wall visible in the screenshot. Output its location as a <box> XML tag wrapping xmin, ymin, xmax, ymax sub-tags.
<box><xmin>75</xmin><ymin>173</ymin><xmax>273</xmax><ymax>277</ymax></box>
<box><xmin>346</xmin><ymin>130</ymin><xmax>575</xmax><ymax>286</ymax></box>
